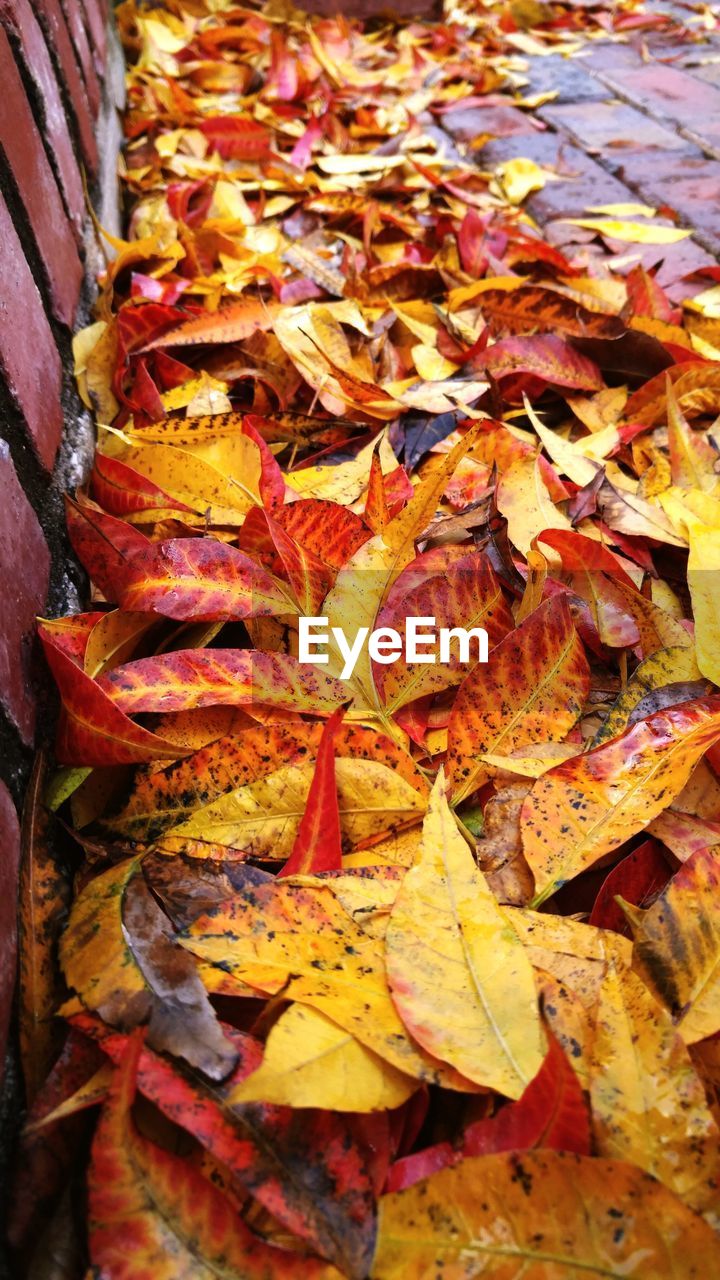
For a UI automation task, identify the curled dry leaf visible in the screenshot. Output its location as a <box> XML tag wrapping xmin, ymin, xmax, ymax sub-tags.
<box><xmin>60</xmin><ymin>859</ymin><xmax>237</xmax><ymax>1080</ymax></box>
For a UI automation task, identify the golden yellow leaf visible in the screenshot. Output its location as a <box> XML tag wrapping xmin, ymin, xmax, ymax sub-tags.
<box><xmin>161</xmin><ymin>757</ymin><xmax>426</xmax><ymax>860</ymax></box>
<box><xmin>372</xmin><ymin>1150</ymin><xmax>720</xmax><ymax>1278</ymax></box>
<box><xmin>562</xmin><ymin>218</ymin><xmax>692</xmax><ymax>244</ymax></box>
<box><xmin>228</xmin><ymin>1004</ymin><xmax>417</xmax><ymax>1111</ymax></box>
<box><xmin>183</xmin><ymin>879</ymin><xmax>478</xmax><ymax>1090</ymax></box>
<box><xmin>688</xmin><ymin>523</ymin><xmax>720</xmax><ymax>685</ymax></box>
<box><xmin>590</xmin><ymin>961</ymin><xmax>720</xmax><ymax>1224</ymax></box>
<box><xmin>385</xmin><ymin>774</ymin><xmax>544</xmax><ymax>1098</ymax></box>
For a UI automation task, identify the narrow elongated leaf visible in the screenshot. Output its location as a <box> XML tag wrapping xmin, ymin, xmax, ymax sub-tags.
<box><xmin>99</xmin><ymin>649</ymin><xmax>346</xmax><ymax>716</ymax></box>
<box><xmin>39</xmin><ymin>627</ymin><xmax>183</xmax><ymax>766</ymax></box>
<box><xmin>160</xmin><ymin>755</ymin><xmax>426</xmax><ymax>860</ymax></box>
<box><xmin>118</xmin><ymin>539</ymin><xmax>293</xmax><ymax>621</ymax></box>
<box><xmin>141</xmin><ymin>297</ymin><xmax>280</xmax><ymax>350</ymax></box>
<box><xmin>484</xmin><ymin>335</ymin><xmax>603</xmax><ymax>389</ymax></box>
<box><xmin>524</xmin><ymin>697</ymin><xmax>720</xmax><ymax>905</ymax></box>
<box><xmin>280</xmin><ymin>708</ymin><xmax>344</xmax><ymax>876</ymax></box>
<box><xmin>385</xmin><ymin>775</ymin><xmax>543</xmax><ymax>1097</ymax></box>
<box><xmin>18</xmin><ymin>756</ymin><xmax>69</xmax><ymax>1105</ymax></box>
<box><xmin>688</xmin><ymin>523</ymin><xmax>720</xmax><ymax>686</ymax></box>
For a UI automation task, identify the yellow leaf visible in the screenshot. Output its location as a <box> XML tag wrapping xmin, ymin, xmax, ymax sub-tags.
<box><xmin>411</xmin><ymin>343</ymin><xmax>458</xmax><ymax>382</ymax></box>
<box><xmin>228</xmin><ymin>1004</ymin><xmax>417</xmax><ymax>1111</ymax></box>
<box><xmin>524</xmin><ymin>698</ymin><xmax>720</xmax><ymax>906</ymax></box>
<box><xmin>161</xmin><ymin>757</ymin><xmax>426</xmax><ymax>860</ymax></box>
<box><xmin>590</xmin><ymin>962</ymin><xmax>720</xmax><ymax>1225</ymax></box>
<box><xmin>523</xmin><ymin>395</ymin><xmax>599</xmax><ymax>487</ymax></box>
<box><xmin>494</xmin><ymin>157</ymin><xmax>550</xmax><ymax>204</ymax></box>
<box><xmin>562</xmin><ymin>218</ymin><xmax>691</xmax><ymax>244</ymax></box>
<box><xmin>372</xmin><ymin>1150</ymin><xmax>720</xmax><ymax>1278</ymax></box>
<box><xmin>593</xmin><ymin>645</ymin><xmax>701</xmax><ymax>745</ymax></box>
<box><xmin>587</xmin><ymin>202</ymin><xmax>657</xmax><ymax>217</ymax></box>
<box><xmin>385</xmin><ymin>774</ymin><xmax>544</xmax><ymax>1098</ymax></box>
<box><xmin>688</xmin><ymin>524</ymin><xmax>720</xmax><ymax>685</ymax></box>
<box><xmin>183</xmin><ymin>879</ymin><xmax>477</xmax><ymax>1089</ymax></box>
<box><xmin>496</xmin><ymin>454</ymin><xmax>572</xmax><ymax>556</ymax></box>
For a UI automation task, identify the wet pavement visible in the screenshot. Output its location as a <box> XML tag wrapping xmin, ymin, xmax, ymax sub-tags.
<box><xmin>438</xmin><ymin>4</ymin><xmax>720</xmax><ymax>290</ymax></box>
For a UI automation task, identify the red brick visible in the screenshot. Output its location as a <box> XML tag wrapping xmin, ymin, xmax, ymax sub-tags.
<box><xmin>0</xmin><ymin>448</ymin><xmax>51</xmax><ymax>742</ymax></box>
<box><xmin>79</xmin><ymin>0</ymin><xmax>107</xmax><ymax>69</ymax></box>
<box><xmin>614</xmin><ymin>150</ymin><xmax>720</xmax><ymax>257</ymax></box>
<box><xmin>0</xmin><ymin>31</ymin><xmax>82</xmax><ymax>327</ymax></box>
<box><xmin>541</xmin><ymin>99</ymin><xmax>692</xmax><ymax>160</ymax></box>
<box><xmin>0</xmin><ymin>781</ymin><xmax>20</xmax><ymax>1075</ymax></box>
<box><xmin>0</xmin><ymin>194</ymin><xmax>64</xmax><ymax>472</ymax></box>
<box><xmin>590</xmin><ymin>62</ymin><xmax>720</xmax><ymax>159</ymax></box>
<box><xmin>56</xmin><ymin>0</ymin><xmax>101</xmax><ymax>115</ymax></box>
<box><xmin>443</xmin><ymin>103</ymin><xmax>540</xmax><ymax>144</ymax></box>
<box><xmin>0</xmin><ymin>0</ymin><xmax>85</xmax><ymax>240</ymax></box>
<box><xmin>479</xmin><ymin>132</ymin><xmax>634</xmax><ymax>219</ymax></box>
<box><xmin>33</xmin><ymin>0</ymin><xmax>98</xmax><ymax>172</ymax></box>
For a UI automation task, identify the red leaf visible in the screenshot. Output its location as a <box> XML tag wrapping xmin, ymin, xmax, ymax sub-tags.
<box><xmin>589</xmin><ymin>838</ymin><xmax>673</xmax><ymax>936</ymax></box>
<box><xmin>462</xmin><ymin>1031</ymin><xmax>590</xmax><ymax>1156</ymax></box>
<box><xmin>88</xmin><ymin>1030</ymin><xmax>336</xmax><ymax>1280</ymax></box>
<box><xmin>280</xmin><ymin>707</ymin><xmax>345</xmax><ymax>876</ymax></box>
<box><xmin>484</xmin><ymin>335</ymin><xmax>604</xmax><ymax>390</ymax></box>
<box><xmin>385</xmin><ymin>1033</ymin><xmax>590</xmax><ymax>1193</ymax></box>
<box><xmin>91</xmin><ymin>452</ymin><xmax>193</xmax><ymax>517</ymax></box>
<box><xmin>458</xmin><ymin>209</ymin><xmax>488</xmax><ymax>277</ymax></box>
<box><xmin>74</xmin><ymin>1016</ymin><xmax>376</xmax><ymax>1277</ymax></box>
<box><xmin>117</xmin><ymin>538</ymin><xmax>292</xmax><ymax>621</ymax></box>
<box><xmin>39</xmin><ymin>625</ymin><xmax>184</xmax><ymax>766</ymax></box>
<box><xmin>199</xmin><ymin>116</ymin><xmax>272</xmax><ymax>158</ymax></box>
<box><xmin>65</xmin><ymin>496</ymin><xmax>151</xmax><ymax>601</ymax></box>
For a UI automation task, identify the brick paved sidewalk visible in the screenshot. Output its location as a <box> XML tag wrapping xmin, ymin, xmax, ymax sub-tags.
<box><xmin>438</xmin><ymin>3</ymin><xmax>720</xmax><ymax>300</ymax></box>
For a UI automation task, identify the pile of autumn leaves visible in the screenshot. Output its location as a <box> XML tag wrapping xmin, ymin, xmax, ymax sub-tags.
<box><xmin>11</xmin><ymin>0</ymin><xmax>720</xmax><ymax>1276</ymax></box>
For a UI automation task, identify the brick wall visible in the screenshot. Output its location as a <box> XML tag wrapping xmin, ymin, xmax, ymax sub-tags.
<box><xmin>0</xmin><ymin>0</ymin><xmax>123</xmax><ymax>1078</ymax></box>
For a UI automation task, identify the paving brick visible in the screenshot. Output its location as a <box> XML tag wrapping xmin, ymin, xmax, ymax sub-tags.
<box><xmin>0</xmin><ymin>194</ymin><xmax>64</xmax><ymax>472</ymax></box>
<box><xmin>479</xmin><ymin>125</ymin><xmax>717</xmax><ymax>289</ymax></box>
<box><xmin>582</xmin><ymin>44</ymin><xmax>645</xmax><ymax>75</ymax></box>
<box><xmin>541</xmin><ymin>99</ymin><xmax>694</xmax><ymax>161</ymax></box>
<box><xmin>33</xmin><ymin>0</ymin><xmax>98</xmax><ymax>171</ymax></box>
<box><xmin>0</xmin><ymin>0</ymin><xmax>85</xmax><ymax>239</ymax></box>
<box><xmin>0</xmin><ymin>780</ymin><xmax>20</xmax><ymax>1075</ymax></box>
<box><xmin>0</xmin><ymin>446</ymin><xmax>51</xmax><ymax>742</ymax></box>
<box><xmin>479</xmin><ymin>131</ymin><xmax>634</xmax><ymax>219</ymax></box>
<box><xmin>443</xmin><ymin>103</ymin><xmax>539</xmax><ymax>143</ymax></box>
<box><xmin>591</xmin><ymin>62</ymin><xmax>720</xmax><ymax>158</ymax></box>
<box><xmin>524</xmin><ymin>53</ymin><xmax>608</xmax><ymax>104</ymax></box>
<box><xmin>614</xmin><ymin>150</ymin><xmax>720</xmax><ymax>256</ymax></box>
<box><xmin>689</xmin><ymin>63</ymin><xmax>720</xmax><ymax>87</ymax></box>
<box><xmin>0</xmin><ymin>31</ymin><xmax>82</xmax><ymax>327</ymax></box>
